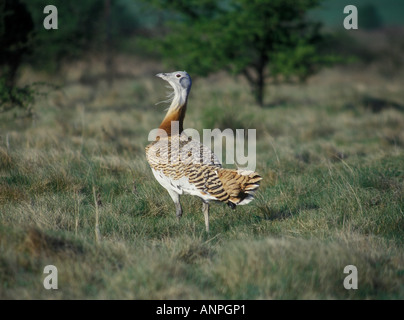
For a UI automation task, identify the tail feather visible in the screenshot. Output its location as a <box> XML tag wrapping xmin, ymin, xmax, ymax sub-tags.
<box><xmin>217</xmin><ymin>168</ymin><xmax>262</xmax><ymax>206</ymax></box>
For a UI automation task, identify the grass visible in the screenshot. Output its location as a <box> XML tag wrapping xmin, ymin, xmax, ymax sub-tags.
<box><xmin>0</xmin><ymin>54</ymin><xmax>404</xmax><ymax>299</ymax></box>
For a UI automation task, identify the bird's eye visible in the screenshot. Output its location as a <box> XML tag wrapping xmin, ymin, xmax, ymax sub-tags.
<box><xmin>176</xmin><ymin>74</ymin><xmax>181</xmax><ymax>78</ymax></box>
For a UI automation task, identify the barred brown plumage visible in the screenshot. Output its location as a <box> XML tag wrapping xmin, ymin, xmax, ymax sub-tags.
<box><xmin>145</xmin><ymin>71</ymin><xmax>262</xmax><ymax>232</ymax></box>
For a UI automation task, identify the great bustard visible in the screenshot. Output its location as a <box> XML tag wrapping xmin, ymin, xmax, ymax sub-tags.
<box><xmin>145</xmin><ymin>71</ymin><xmax>261</xmax><ymax>232</ymax></box>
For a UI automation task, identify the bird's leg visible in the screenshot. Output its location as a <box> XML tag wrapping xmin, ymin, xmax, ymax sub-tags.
<box><xmin>202</xmin><ymin>202</ymin><xmax>209</xmax><ymax>233</ymax></box>
<box><xmin>175</xmin><ymin>201</ymin><xmax>183</xmax><ymax>221</ymax></box>
<box><xmin>167</xmin><ymin>190</ymin><xmax>182</xmax><ymax>221</ymax></box>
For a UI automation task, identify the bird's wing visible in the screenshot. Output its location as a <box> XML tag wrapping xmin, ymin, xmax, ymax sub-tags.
<box><xmin>145</xmin><ymin>133</ymin><xmax>221</xmax><ymax>177</ymax></box>
<box><xmin>178</xmin><ymin>132</ymin><xmax>222</xmax><ymax>168</ymax></box>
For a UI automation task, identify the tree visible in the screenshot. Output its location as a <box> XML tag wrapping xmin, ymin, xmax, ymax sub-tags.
<box><xmin>0</xmin><ymin>0</ymin><xmax>36</xmax><ymax>114</ymax></box>
<box><xmin>143</xmin><ymin>0</ymin><xmax>336</xmax><ymax>106</ymax></box>
<box><xmin>0</xmin><ymin>0</ymin><xmax>34</xmax><ymax>86</ymax></box>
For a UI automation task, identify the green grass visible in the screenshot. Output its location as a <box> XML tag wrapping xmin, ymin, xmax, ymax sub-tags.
<box><xmin>0</xmin><ymin>56</ymin><xmax>404</xmax><ymax>299</ymax></box>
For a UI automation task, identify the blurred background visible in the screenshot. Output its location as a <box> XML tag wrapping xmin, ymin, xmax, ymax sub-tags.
<box><xmin>1</xmin><ymin>0</ymin><xmax>404</xmax><ymax>114</ymax></box>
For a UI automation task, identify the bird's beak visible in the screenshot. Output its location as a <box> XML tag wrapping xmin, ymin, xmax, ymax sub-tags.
<box><xmin>156</xmin><ymin>73</ymin><xmax>167</xmax><ymax>79</ymax></box>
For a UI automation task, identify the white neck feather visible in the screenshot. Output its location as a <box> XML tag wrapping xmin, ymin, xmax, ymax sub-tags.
<box><xmin>168</xmin><ymin>83</ymin><xmax>190</xmax><ymax>112</ymax></box>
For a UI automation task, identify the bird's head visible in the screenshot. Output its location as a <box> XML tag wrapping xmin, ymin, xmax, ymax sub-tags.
<box><xmin>155</xmin><ymin>71</ymin><xmax>191</xmax><ymax>134</ymax></box>
<box><xmin>156</xmin><ymin>71</ymin><xmax>192</xmax><ymax>95</ymax></box>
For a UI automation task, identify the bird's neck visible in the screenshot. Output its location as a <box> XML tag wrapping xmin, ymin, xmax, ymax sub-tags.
<box><xmin>159</xmin><ymin>86</ymin><xmax>189</xmax><ymax>136</ymax></box>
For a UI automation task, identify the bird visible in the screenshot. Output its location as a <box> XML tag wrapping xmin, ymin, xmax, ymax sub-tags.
<box><xmin>145</xmin><ymin>71</ymin><xmax>262</xmax><ymax>232</ymax></box>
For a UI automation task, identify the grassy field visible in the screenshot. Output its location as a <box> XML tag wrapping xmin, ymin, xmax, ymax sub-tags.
<box><xmin>1</xmin><ymin>51</ymin><xmax>404</xmax><ymax>299</ymax></box>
